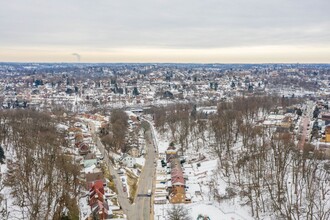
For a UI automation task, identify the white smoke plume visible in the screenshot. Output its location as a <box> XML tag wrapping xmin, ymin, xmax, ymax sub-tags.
<box><xmin>72</xmin><ymin>53</ymin><xmax>81</xmax><ymax>62</ymax></box>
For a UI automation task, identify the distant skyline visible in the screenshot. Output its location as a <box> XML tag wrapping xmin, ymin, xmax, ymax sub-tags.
<box><xmin>1</xmin><ymin>0</ymin><xmax>329</xmax><ymax>63</ymax></box>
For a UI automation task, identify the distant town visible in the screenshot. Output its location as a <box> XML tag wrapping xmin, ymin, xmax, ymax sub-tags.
<box><xmin>0</xmin><ymin>63</ymin><xmax>330</xmax><ymax>220</ymax></box>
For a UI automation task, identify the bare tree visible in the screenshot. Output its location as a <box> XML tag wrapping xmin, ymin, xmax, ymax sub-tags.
<box><xmin>103</xmin><ymin>109</ymin><xmax>129</xmax><ymax>153</ymax></box>
<box><xmin>166</xmin><ymin>205</ymin><xmax>191</xmax><ymax>220</ymax></box>
<box><xmin>2</xmin><ymin>110</ymin><xmax>81</xmax><ymax>220</ymax></box>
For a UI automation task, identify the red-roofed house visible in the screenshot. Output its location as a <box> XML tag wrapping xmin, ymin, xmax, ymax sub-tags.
<box><xmin>169</xmin><ymin>157</ymin><xmax>186</xmax><ymax>203</ymax></box>
<box><xmin>88</xmin><ymin>180</ymin><xmax>112</xmax><ymax>219</ymax></box>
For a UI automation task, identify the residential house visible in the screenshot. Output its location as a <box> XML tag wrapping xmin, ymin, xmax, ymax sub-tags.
<box><xmin>85</xmin><ymin>152</ymin><xmax>97</xmax><ymax>160</ymax></box>
<box><xmin>75</xmin><ymin>132</ymin><xmax>84</xmax><ymax>144</ymax></box>
<box><xmin>169</xmin><ymin>157</ymin><xmax>186</xmax><ymax>204</ymax></box>
<box><xmin>321</xmin><ymin>113</ymin><xmax>330</xmax><ymax>125</ymax></box>
<box><xmin>83</xmin><ymin>159</ymin><xmax>98</xmax><ymax>168</ymax></box>
<box><xmin>89</xmin><ymin>180</ymin><xmax>112</xmax><ymax>219</ymax></box>
<box><xmin>280</xmin><ymin>115</ymin><xmax>293</xmax><ymax>129</ymax></box>
<box><xmin>128</xmin><ymin>146</ymin><xmax>140</xmax><ymax>158</ymax></box>
<box><xmin>165</xmin><ymin>144</ymin><xmax>187</xmax><ymax>204</ymax></box>
<box><xmin>166</xmin><ymin>145</ymin><xmax>178</xmax><ymax>163</ymax></box>
<box><xmin>85</xmin><ymin>165</ymin><xmax>104</xmax><ymax>189</ymax></box>
<box><xmin>324</xmin><ymin>126</ymin><xmax>330</xmax><ymax>142</ymax></box>
<box><xmin>120</xmin><ymin>154</ymin><xmax>136</xmax><ymax>168</ymax></box>
<box><xmin>78</xmin><ymin>142</ymin><xmax>90</xmax><ymax>155</ymax></box>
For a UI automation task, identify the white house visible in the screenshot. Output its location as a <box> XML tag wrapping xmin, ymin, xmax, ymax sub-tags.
<box><xmin>120</xmin><ymin>154</ymin><xmax>136</xmax><ymax>168</ymax></box>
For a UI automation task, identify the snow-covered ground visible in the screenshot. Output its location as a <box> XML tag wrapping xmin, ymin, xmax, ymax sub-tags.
<box><xmin>79</xmin><ymin>194</ymin><xmax>91</xmax><ymax>220</ymax></box>
<box><xmin>155</xmin><ymin>202</ymin><xmax>252</xmax><ymax>220</ymax></box>
<box><xmin>135</xmin><ymin>157</ymin><xmax>145</xmax><ymax>167</ymax></box>
<box><xmin>151</xmin><ymin>120</ymin><xmax>254</xmax><ymax>220</ymax></box>
<box><xmin>0</xmin><ymin>149</ymin><xmax>28</xmax><ymax>219</ymax></box>
<box><xmin>154</xmin><ymin>157</ymin><xmax>253</xmax><ymax>220</ymax></box>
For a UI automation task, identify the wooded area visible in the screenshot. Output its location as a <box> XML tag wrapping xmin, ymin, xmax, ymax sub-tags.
<box><xmin>152</xmin><ymin>96</ymin><xmax>330</xmax><ymax>219</ymax></box>
<box><xmin>0</xmin><ymin>110</ymin><xmax>81</xmax><ymax>220</ymax></box>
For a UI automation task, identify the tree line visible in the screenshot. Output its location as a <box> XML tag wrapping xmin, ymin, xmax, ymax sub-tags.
<box><xmin>0</xmin><ymin>110</ymin><xmax>81</xmax><ymax>220</ymax></box>
<box><xmin>151</xmin><ymin>95</ymin><xmax>329</xmax><ymax>219</ymax></box>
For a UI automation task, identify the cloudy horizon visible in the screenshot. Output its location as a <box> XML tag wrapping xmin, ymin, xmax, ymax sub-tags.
<box><xmin>1</xmin><ymin>0</ymin><xmax>329</xmax><ymax>63</ymax></box>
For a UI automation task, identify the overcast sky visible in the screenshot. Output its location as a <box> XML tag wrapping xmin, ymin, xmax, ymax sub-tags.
<box><xmin>0</xmin><ymin>0</ymin><xmax>329</xmax><ymax>63</ymax></box>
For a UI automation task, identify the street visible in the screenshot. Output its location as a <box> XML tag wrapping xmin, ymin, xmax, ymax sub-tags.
<box><xmin>89</xmin><ymin>122</ymin><xmax>133</xmax><ymax>218</ymax></box>
<box><xmin>131</xmin><ymin>128</ymin><xmax>156</xmax><ymax>220</ymax></box>
<box><xmin>297</xmin><ymin>101</ymin><xmax>314</xmax><ymax>150</ymax></box>
<box><xmin>298</xmin><ymin>116</ymin><xmax>309</xmax><ymax>150</ymax></box>
<box><xmin>89</xmin><ymin>120</ymin><xmax>157</xmax><ymax>220</ymax></box>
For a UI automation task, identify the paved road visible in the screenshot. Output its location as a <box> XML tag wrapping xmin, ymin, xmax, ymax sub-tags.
<box><xmin>298</xmin><ymin>101</ymin><xmax>313</xmax><ymax>150</ymax></box>
<box><xmin>298</xmin><ymin>116</ymin><xmax>309</xmax><ymax>150</ymax></box>
<box><xmin>131</xmin><ymin>128</ymin><xmax>156</xmax><ymax>220</ymax></box>
<box><xmin>89</xmin><ymin>120</ymin><xmax>157</xmax><ymax>220</ymax></box>
<box><xmin>89</xmin><ymin>122</ymin><xmax>133</xmax><ymax>219</ymax></box>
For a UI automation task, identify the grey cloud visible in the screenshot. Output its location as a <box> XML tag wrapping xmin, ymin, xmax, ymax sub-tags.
<box><xmin>0</xmin><ymin>0</ymin><xmax>329</xmax><ymax>50</ymax></box>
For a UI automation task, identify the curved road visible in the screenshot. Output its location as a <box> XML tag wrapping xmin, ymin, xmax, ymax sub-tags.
<box><xmin>89</xmin><ymin>122</ymin><xmax>132</xmax><ymax>217</ymax></box>
<box><xmin>89</xmin><ymin>120</ymin><xmax>157</xmax><ymax>220</ymax></box>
